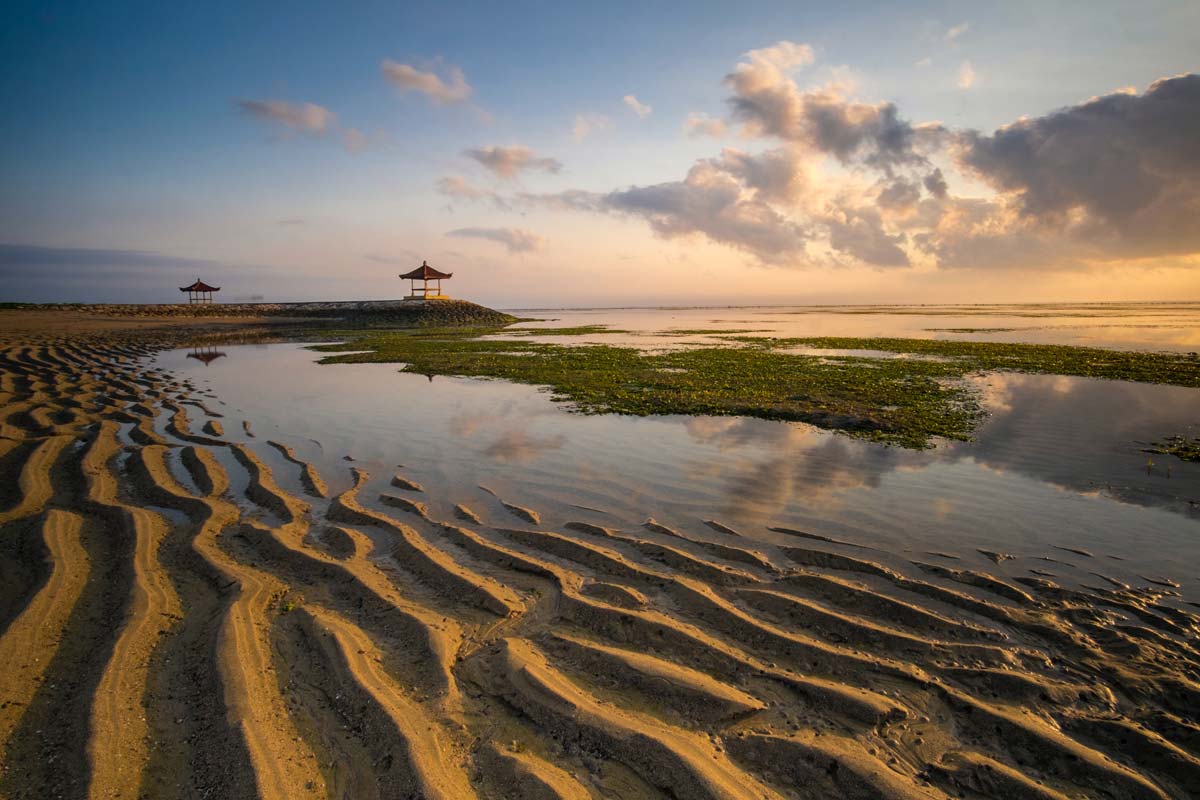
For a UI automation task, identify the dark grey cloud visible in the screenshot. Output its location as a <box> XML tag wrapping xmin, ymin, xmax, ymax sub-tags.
<box><xmin>826</xmin><ymin>208</ymin><xmax>910</xmax><ymax>267</ymax></box>
<box><xmin>954</xmin><ymin>73</ymin><xmax>1200</xmax><ymax>256</ymax></box>
<box><xmin>922</xmin><ymin>168</ymin><xmax>948</xmax><ymax>199</ymax></box>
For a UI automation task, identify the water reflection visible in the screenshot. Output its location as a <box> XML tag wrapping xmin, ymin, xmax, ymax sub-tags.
<box><xmin>678</xmin><ymin>374</ymin><xmax>1199</xmax><ymax>521</ymax></box>
<box><xmin>186</xmin><ymin>346</ymin><xmax>226</xmax><ymax>365</ymax></box>
<box><xmin>483</xmin><ymin>430</ymin><xmax>567</xmax><ymax>463</ymax></box>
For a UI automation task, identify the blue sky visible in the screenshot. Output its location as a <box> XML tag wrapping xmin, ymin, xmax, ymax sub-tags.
<box><xmin>2</xmin><ymin>1</ymin><xmax>1198</xmax><ymax>305</ymax></box>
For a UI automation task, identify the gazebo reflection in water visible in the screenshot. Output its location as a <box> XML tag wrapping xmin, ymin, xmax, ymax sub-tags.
<box><xmin>187</xmin><ymin>346</ymin><xmax>227</xmax><ymax>365</ymax></box>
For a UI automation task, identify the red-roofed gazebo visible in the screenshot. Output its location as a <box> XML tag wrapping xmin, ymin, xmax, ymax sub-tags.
<box><xmin>180</xmin><ymin>278</ymin><xmax>220</xmax><ymax>305</ymax></box>
<box><xmin>399</xmin><ymin>261</ymin><xmax>452</xmax><ymax>300</ymax></box>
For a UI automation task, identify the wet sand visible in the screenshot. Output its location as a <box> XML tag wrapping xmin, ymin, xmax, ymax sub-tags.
<box><xmin>1</xmin><ymin>321</ymin><xmax>1199</xmax><ymax>799</ymax></box>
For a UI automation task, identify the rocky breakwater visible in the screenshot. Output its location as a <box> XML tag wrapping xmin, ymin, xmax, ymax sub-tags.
<box><xmin>22</xmin><ymin>298</ymin><xmax>518</xmax><ymax>326</ymax></box>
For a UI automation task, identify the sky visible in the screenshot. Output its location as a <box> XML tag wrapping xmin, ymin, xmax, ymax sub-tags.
<box><xmin>1</xmin><ymin>0</ymin><xmax>1198</xmax><ymax>307</ymax></box>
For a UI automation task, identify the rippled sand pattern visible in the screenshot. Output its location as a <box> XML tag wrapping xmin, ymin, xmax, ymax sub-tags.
<box><xmin>1</xmin><ymin>334</ymin><xmax>1199</xmax><ymax>799</ymax></box>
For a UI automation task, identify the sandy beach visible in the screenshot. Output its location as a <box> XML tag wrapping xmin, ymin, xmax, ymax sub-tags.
<box><xmin>1</xmin><ymin>313</ymin><xmax>1198</xmax><ymax>800</ymax></box>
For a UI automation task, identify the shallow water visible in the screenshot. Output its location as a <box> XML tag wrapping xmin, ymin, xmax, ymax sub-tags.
<box><xmin>499</xmin><ymin>301</ymin><xmax>1200</xmax><ymax>353</ymax></box>
<box><xmin>158</xmin><ymin>309</ymin><xmax>1200</xmax><ymax>602</ymax></box>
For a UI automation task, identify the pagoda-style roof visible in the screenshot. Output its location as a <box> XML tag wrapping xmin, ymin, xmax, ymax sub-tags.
<box><xmin>180</xmin><ymin>279</ymin><xmax>220</xmax><ymax>292</ymax></box>
<box><xmin>399</xmin><ymin>261</ymin><xmax>452</xmax><ymax>280</ymax></box>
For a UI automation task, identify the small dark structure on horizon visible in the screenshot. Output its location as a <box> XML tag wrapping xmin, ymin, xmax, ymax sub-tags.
<box><xmin>399</xmin><ymin>261</ymin><xmax>452</xmax><ymax>300</ymax></box>
<box><xmin>180</xmin><ymin>278</ymin><xmax>220</xmax><ymax>304</ymax></box>
<box><xmin>187</xmin><ymin>346</ymin><xmax>226</xmax><ymax>365</ymax></box>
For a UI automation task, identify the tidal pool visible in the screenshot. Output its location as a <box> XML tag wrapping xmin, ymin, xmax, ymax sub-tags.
<box><xmin>158</xmin><ymin>321</ymin><xmax>1200</xmax><ymax>602</ymax></box>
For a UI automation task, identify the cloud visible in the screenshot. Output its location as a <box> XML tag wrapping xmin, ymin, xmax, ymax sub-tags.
<box><xmin>876</xmin><ymin>178</ymin><xmax>922</xmax><ymax>211</ymax></box>
<box><xmin>237</xmin><ymin>100</ymin><xmax>335</xmax><ymax>133</ymax></box>
<box><xmin>922</xmin><ymin>169</ymin><xmax>948</xmax><ymax>199</ymax></box>
<box><xmin>438</xmin><ymin>175</ymin><xmax>486</xmax><ymax>199</ymax></box>
<box><xmin>724</xmin><ymin>47</ymin><xmax>943</xmax><ymax>173</ymax></box>
<box><xmin>437</xmin><ymin>175</ymin><xmax>510</xmax><ymax>210</ymax></box>
<box><xmin>684</xmin><ymin>112</ymin><xmax>728</xmax><ymax>137</ymax></box>
<box><xmin>446</xmin><ymin>227</ymin><xmax>546</xmax><ymax>253</ymax></box>
<box><xmin>504</xmin><ymin>52</ymin><xmax>1200</xmax><ymax>274</ymax></box>
<box><xmin>464</xmin><ymin>145</ymin><xmax>562</xmax><ymax>178</ymax></box>
<box><xmin>623</xmin><ymin>94</ymin><xmax>652</xmax><ymax>118</ymax></box>
<box><xmin>915</xmin><ymin>57</ymin><xmax>933</xmax><ymax>69</ymax></box>
<box><xmin>237</xmin><ymin>99</ymin><xmax>380</xmax><ymax>154</ymax></box>
<box><xmin>381</xmin><ymin>59</ymin><xmax>472</xmax><ymax>104</ymax></box>
<box><xmin>711</xmin><ymin>147</ymin><xmax>809</xmax><ymax>203</ymax></box>
<box><xmin>951</xmin><ymin>73</ymin><xmax>1200</xmax><ymax>259</ymax></box>
<box><xmin>945</xmin><ymin>22</ymin><xmax>969</xmax><ymax>44</ymax></box>
<box><xmin>602</xmin><ymin>169</ymin><xmax>808</xmax><ymax>263</ymax></box>
<box><xmin>825</xmin><ymin>206</ymin><xmax>910</xmax><ymax>266</ymax></box>
<box><xmin>572</xmin><ymin>112</ymin><xmax>612</xmax><ymax>142</ymax></box>
<box><xmin>957</xmin><ymin>60</ymin><xmax>976</xmax><ymax>89</ymax></box>
<box><xmin>741</xmin><ymin>41</ymin><xmax>816</xmax><ymax>72</ymax></box>
<box><xmin>521</xmin><ymin>147</ymin><xmax>812</xmax><ymax>264</ymax></box>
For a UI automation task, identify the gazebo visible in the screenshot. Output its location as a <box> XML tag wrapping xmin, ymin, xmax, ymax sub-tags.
<box><xmin>180</xmin><ymin>278</ymin><xmax>220</xmax><ymax>304</ymax></box>
<box><xmin>399</xmin><ymin>261</ymin><xmax>452</xmax><ymax>300</ymax></box>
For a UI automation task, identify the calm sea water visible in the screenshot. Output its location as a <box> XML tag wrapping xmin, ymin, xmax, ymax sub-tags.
<box><xmin>155</xmin><ymin>304</ymin><xmax>1200</xmax><ymax>601</ymax></box>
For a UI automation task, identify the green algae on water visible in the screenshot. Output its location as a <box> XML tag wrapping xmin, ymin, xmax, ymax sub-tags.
<box><xmin>1145</xmin><ymin>435</ymin><xmax>1200</xmax><ymax>462</ymax></box>
<box><xmin>312</xmin><ymin>328</ymin><xmax>1200</xmax><ymax>449</ymax></box>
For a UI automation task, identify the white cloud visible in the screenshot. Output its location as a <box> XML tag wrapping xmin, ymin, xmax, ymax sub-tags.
<box><xmin>915</xmin><ymin>56</ymin><xmax>933</xmax><ymax>69</ymax></box>
<box><xmin>623</xmin><ymin>94</ymin><xmax>652</xmax><ymax>118</ymax></box>
<box><xmin>958</xmin><ymin>60</ymin><xmax>977</xmax><ymax>89</ymax></box>
<box><xmin>446</xmin><ymin>227</ymin><xmax>546</xmax><ymax>253</ymax></box>
<box><xmin>742</xmin><ymin>41</ymin><xmax>816</xmax><ymax>72</ymax></box>
<box><xmin>237</xmin><ymin>100</ymin><xmax>335</xmax><ymax>133</ymax></box>
<box><xmin>381</xmin><ymin>59</ymin><xmax>472</xmax><ymax>104</ymax></box>
<box><xmin>572</xmin><ymin>112</ymin><xmax>612</xmax><ymax>142</ymax></box>
<box><xmin>684</xmin><ymin>112</ymin><xmax>727</xmax><ymax>137</ymax></box>
<box><xmin>463</xmin><ymin>145</ymin><xmax>562</xmax><ymax>178</ymax></box>
<box><xmin>945</xmin><ymin>22</ymin><xmax>969</xmax><ymax>44</ymax></box>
